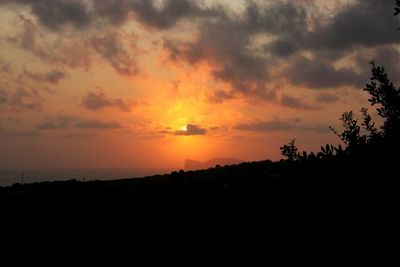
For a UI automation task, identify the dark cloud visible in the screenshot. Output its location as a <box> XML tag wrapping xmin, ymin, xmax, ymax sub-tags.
<box><xmin>7</xmin><ymin>16</ymin><xmax>92</xmax><ymax>69</ymax></box>
<box><xmin>92</xmin><ymin>0</ymin><xmax>131</xmax><ymax>25</ymax></box>
<box><xmin>305</xmin><ymin>0</ymin><xmax>400</xmax><ymax>51</ymax></box>
<box><xmin>37</xmin><ymin>115</ymin><xmax>76</xmax><ymax>130</ymax></box>
<box><xmin>266</xmin><ymin>0</ymin><xmax>400</xmax><ymax>57</ymax></box>
<box><xmin>280</xmin><ymin>94</ymin><xmax>317</xmax><ymax>110</ymax></box>
<box><xmin>175</xmin><ymin>124</ymin><xmax>207</xmax><ymax>136</ymax></box>
<box><xmin>0</xmin><ymin>0</ymin><xmax>91</xmax><ymax>30</ymax></box>
<box><xmin>207</xmin><ymin>90</ymin><xmax>235</xmax><ymax>104</ymax></box>
<box><xmin>165</xmin><ymin>16</ymin><xmax>275</xmax><ymax>100</ymax></box>
<box><xmin>236</xmin><ymin>118</ymin><xmax>329</xmax><ymax>133</ymax></box>
<box><xmin>82</xmin><ymin>90</ymin><xmax>135</xmax><ymax>112</ymax></box>
<box><xmin>162</xmin><ymin>1</ymin><xmax>309</xmax><ymax>100</ymax></box>
<box><xmin>354</xmin><ymin>46</ymin><xmax>400</xmax><ymax>83</ymax></box>
<box><xmin>161</xmin><ymin>0</ymin><xmax>400</xmax><ymax>95</ymax></box>
<box><xmin>7</xmin><ymin>16</ymin><xmax>135</xmax><ymax>75</ymax></box>
<box><xmin>129</xmin><ymin>0</ymin><xmax>217</xmax><ymax>29</ymax></box>
<box><xmin>267</xmin><ymin>38</ymin><xmax>299</xmax><ymax>58</ymax></box>
<box><xmin>286</xmin><ymin>56</ymin><xmax>364</xmax><ymax>89</ymax></box>
<box><xmin>37</xmin><ymin>115</ymin><xmax>123</xmax><ymax>130</ymax></box>
<box><xmin>74</xmin><ymin>119</ymin><xmax>123</xmax><ymax>129</ymax></box>
<box><xmin>0</xmin><ymin>0</ymin><xmax>216</xmax><ymax>30</ymax></box>
<box><xmin>22</xmin><ymin>68</ymin><xmax>67</xmax><ymax>84</ymax></box>
<box><xmin>236</xmin><ymin>119</ymin><xmax>297</xmax><ymax>132</ymax></box>
<box><xmin>91</xmin><ymin>33</ymin><xmax>138</xmax><ymax>75</ymax></box>
<box><xmin>63</xmin><ymin>133</ymin><xmax>97</xmax><ymax>139</ymax></box>
<box><xmin>315</xmin><ymin>93</ymin><xmax>340</xmax><ymax>104</ymax></box>
<box><xmin>2</xmin><ymin>0</ymin><xmax>400</xmax><ymax>97</ymax></box>
<box><xmin>0</xmin><ymin>87</ymin><xmax>44</xmax><ymax>112</ymax></box>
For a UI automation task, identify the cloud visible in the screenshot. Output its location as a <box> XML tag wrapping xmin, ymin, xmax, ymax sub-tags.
<box><xmin>7</xmin><ymin>15</ymin><xmax>92</xmax><ymax>69</ymax></box>
<box><xmin>0</xmin><ymin>0</ymin><xmax>91</xmax><ymax>30</ymax></box>
<box><xmin>280</xmin><ymin>94</ymin><xmax>317</xmax><ymax>110</ymax></box>
<box><xmin>22</xmin><ymin>68</ymin><xmax>67</xmax><ymax>84</ymax></box>
<box><xmin>91</xmin><ymin>0</ymin><xmax>131</xmax><ymax>25</ymax></box>
<box><xmin>285</xmin><ymin>56</ymin><xmax>364</xmax><ymax>89</ymax></box>
<box><xmin>164</xmin><ymin>6</ymin><xmax>277</xmax><ymax>100</ymax></box>
<box><xmin>236</xmin><ymin>119</ymin><xmax>297</xmax><ymax>132</ymax></box>
<box><xmin>74</xmin><ymin>119</ymin><xmax>123</xmax><ymax>129</ymax></box>
<box><xmin>236</xmin><ymin>118</ymin><xmax>329</xmax><ymax>133</ymax></box>
<box><xmin>0</xmin><ymin>87</ymin><xmax>44</xmax><ymax>112</ymax></box>
<box><xmin>129</xmin><ymin>0</ymin><xmax>218</xmax><ymax>29</ymax></box>
<box><xmin>304</xmin><ymin>0</ymin><xmax>400</xmax><ymax>51</ymax></box>
<box><xmin>206</xmin><ymin>90</ymin><xmax>235</xmax><ymax>104</ymax></box>
<box><xmin>266</xmin><ymin>0</ymin><xmax>400</xmax><ymax>56</ymax></box>
<box><xmin>37</xmin><ymin>115</ymin><xmax>76</xmax><ymax>130</ymax></box>
<box><xmin>162</xmin><ymin>0</ymin><xmax>400</xmax><ymax>97</ymax></box>
<box><xmin>91</xmin><ymin>33</ymin><xmax>138</xmax><ymax>75</ymax></box>
<box><xmin>81</xmin><ymin>90</ymin><xmax>135</xmax><ymax>112</ymax></box>
<box><xmin>3</xmin><ymin>0</ymin><xmax>400</xmax><ymax>100</ymax></box>
<box><xmin>37</xmin><ymin>115</ymin><xmax>123</xmax><ymax>130</ymax></box>
<box><xmin>0</xmin><ymin>0</ymin><xmax>214</xmax><ymax>31</ymax></box>
<box><xmin>6</xmin><ymin>15</ymin><xmax>137</xmax><ymax>76</ymax></box>
<box><xmin>175</xmin><ymin>124</ymin><xmax>207</xmax><ymax>136</ymax></box>
<box><xmin>63</xmin><ymin>133</ymin><xmax>97</xmax><ymax>139</ymax></box>
<box><xmin>354</xmin><ymin>46</ymin><xmax>400</xmax><ymax>83</ymax></box>
<box><xmin>315</xmin><ymin>93</ymin><xmax>339</xmax><ymax>104</ymax></box>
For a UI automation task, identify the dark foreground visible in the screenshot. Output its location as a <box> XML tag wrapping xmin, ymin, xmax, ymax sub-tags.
<box><xmin>1</xmin><ymin>158</ymin><xmax>396</xmax><ymax>215</ymax></box>
<box><xmin>1</xmin><ymin>158</ymin><xmax>396</xmax><ymax>251</ymax></box>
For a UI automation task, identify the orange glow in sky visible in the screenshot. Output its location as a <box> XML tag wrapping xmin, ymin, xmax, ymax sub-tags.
<box><xmin>0</xmin><ymin>0</ymin><xmax>396</xmax><ymax>170</ymax></box>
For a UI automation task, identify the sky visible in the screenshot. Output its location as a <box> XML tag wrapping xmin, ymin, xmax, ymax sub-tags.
<box><xmin>0</xmin><ymin>0</ymin><xmax>399</xmax><ymax>169</ymax></box>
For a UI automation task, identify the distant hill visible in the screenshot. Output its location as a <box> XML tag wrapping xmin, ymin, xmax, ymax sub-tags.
<box><xmin>184</xmin><ymin>158</ymin><xmax>243</xmax><ymax>171</ymax></box>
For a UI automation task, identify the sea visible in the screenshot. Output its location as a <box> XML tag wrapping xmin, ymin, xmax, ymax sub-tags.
<box><xmin>0</xmin><ymin>168</ymin><xmax>175</xmax><ymax>187</ymax></box>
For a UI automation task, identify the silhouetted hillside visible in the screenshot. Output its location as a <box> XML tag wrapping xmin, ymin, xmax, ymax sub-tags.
<box><xmin>184</xmin><ymin>158</ymin><xmax>243</xmax><ymax>170</ymax></box>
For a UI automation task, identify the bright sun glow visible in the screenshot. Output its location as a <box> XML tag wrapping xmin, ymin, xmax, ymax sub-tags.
<box><xmin>181</xmin><ymin>125</ymin><xmax>188</xmax><ymax>131</ymax></box>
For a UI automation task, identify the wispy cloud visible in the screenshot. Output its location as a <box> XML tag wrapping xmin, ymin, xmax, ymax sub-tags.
<box><xmin>81</xmin><ymin>90</ymin><xmax>136</xmax><ymax>112</ymax></box>
<box><xmin>236</xmin><ymin>118</ymin><xmax>329</xmax><ymax>133</ymax></box>
<box><xmin>0</xmin><ymin>87</ymin><xmax>44</xmax><ymax>112</ymax></box>
<box><xmin>22</xmin><ymin>68</ymin><xmax>67</xmax><ymax>84</ymax></box>
<box><xmin>37</xmin><ymin>115</ymin><xmax>123</xmax><ymax>130</ymax></box>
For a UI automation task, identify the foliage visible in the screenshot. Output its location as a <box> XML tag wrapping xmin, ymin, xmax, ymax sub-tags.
<box><xmin>280</xmin><ymin>139</ymin><xmax>298</xmax><ymax>161</ymax></box>
<box><xmin>364</xmin><ymin>61</ymin><xmax>400</xmax><ymax>139</ymax></box>
<box><xmin>282</xmin><ymin>61</ymin><xmax>400</xmax><ymax>161</ymax></box>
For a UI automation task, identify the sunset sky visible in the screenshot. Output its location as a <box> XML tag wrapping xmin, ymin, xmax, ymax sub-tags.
<box><xmin>0</xmin><ymin>0</ymin><xmax>399</xmax><ymax>170</ymax></box>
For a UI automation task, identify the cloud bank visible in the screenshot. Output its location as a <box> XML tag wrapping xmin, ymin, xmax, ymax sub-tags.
<box><xmin>1</xmin><ymin>0</ymin><xmax>400</xmax><ymax>107</ymax></box>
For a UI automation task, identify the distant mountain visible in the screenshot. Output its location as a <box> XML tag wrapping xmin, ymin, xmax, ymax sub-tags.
<box><xmin>184</xmin><ymin>158</ymin><xmax>243</xmax><ymax>171</ymax></box>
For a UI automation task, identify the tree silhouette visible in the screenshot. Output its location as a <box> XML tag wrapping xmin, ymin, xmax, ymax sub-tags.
<box><xmin>364</xmin><ymin>61</ymin><xmax>400</xmax><ymax>140</ymax></box>
<box><xmin>282</xmin><ymin>60</ymin><xmax>400</xmax><ymax>161</ymax></box>
<box><xmin>280</xmin><ymin>139</ymin><xmax>298</xmax><ymax>161</ymax></box>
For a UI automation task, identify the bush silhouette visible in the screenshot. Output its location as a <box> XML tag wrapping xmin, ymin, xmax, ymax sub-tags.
<box><xmin>283</xmin><ymin>60</ymin><xmax>400</xmax><ymax>164</ymax></box>
<box><xmin>280</xmin><ymin>139</ymin><xmax>298</xmax><ymax>161</ymax></box>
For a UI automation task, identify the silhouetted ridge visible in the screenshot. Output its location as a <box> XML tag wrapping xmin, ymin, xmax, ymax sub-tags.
<box><xmin>184</xmin><ymin>158</ymin><xmax>243</xmax><ymax>170</ymax></box>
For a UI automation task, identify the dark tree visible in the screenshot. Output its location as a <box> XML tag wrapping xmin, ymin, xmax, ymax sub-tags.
<box><xmin>280</xmin><ymin>139</ymin><xmax>298</xmax><ymax>161</ymax></box>
<box><xmin>360</xmin><ymin>107</ymin><xmax>379</xmax><ymax>140</ymax></box>
<box><xmin>364</xmin><ymin>61</ymin><xmax>400</xmax><ymax>139</ymax></box>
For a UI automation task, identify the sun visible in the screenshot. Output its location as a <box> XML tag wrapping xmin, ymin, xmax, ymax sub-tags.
<box><xmin>181</xmin><ymin>125</ymin><xmax>188</xmax><ymax>131</ymax></box>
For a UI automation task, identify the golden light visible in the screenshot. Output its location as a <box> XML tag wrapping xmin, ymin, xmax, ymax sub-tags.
<box><xmin>181</xmin><ymin>125</ymin><xmax>188</xmax><ymax>131</ymax></box>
